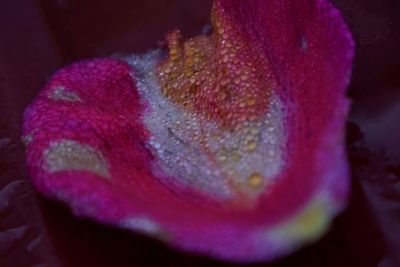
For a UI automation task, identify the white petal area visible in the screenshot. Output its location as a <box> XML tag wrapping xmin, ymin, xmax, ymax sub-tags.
<box><xmin>120</xmin><ymin>217</ymin><xmax>167</xmax><ymax>240</ymax></box>
<box><xmin>123</xmin><ymin>51</ymin><xmax>286</xmax><ymax>200</ymax></box>
<box><xmin>43</xmin><ymin>139</ymin><xmax>110</xmax><ymax>179</ymax></box>
<box><xmin>48</xmin><ymin>86</ymin><xmax>82</xmax><ymax>102</ymax></box>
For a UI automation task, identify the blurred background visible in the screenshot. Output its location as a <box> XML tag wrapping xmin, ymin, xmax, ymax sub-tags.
<box><xmin>0</xmin><ymin>0</ymin><xmax>399</xmax><ymax>266</ymax></box>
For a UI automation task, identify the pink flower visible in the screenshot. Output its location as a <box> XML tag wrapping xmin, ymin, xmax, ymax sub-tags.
<box><xmin>22</xmin><ymin>0</ymin><xmax>354</xmax><ymax>263</ymax></box>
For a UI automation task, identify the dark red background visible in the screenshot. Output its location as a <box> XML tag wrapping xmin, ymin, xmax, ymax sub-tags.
<box><xmin>1</xmin><ymin>0</ymin><xmax>399</xmax><ymax>266</ymax></box>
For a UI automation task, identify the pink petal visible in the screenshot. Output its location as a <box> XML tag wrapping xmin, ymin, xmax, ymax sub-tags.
<box><xmin>22</xmin><ymin>0</ymin><xmax>354</xmax><ymax>263</ymax></box>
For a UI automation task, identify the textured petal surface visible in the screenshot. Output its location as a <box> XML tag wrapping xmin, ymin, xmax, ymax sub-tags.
<box><xmin>22</xmin><ymin>0</ymin><xmax>354</xmax><ymax>263</ymax></box>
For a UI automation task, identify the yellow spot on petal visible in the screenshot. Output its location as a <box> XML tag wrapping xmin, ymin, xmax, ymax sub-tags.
<box><xmin>247</xmin><ymin>172</ymin><xmax>263</xmax><ymax>188</ymax></box>
<box><xmin>245</xmin><ymin>140</ymin><xmax>258</xmax><ymax>152</ymax></box>
<box><xmin>245</xmin><ymin>97</ymin><xmax>256</xmax><ymax>106</ymax></box>
<box><xmin>44</xmin><ymin>140</ymin><xmax>110</xmax><ymax>179</ymax></box>
<box><xmin>273</xmin><ymin>199</ymin><xmax>330</xmax><ymax>242</ymax></box>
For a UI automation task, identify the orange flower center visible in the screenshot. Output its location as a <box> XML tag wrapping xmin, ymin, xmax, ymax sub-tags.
<box><xmin>156</xmin><ymin>5</ymin><xmax>275</xmax><ymax>129</ymax></box>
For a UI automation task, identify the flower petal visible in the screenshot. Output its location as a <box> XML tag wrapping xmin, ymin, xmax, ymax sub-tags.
<box><xmin>22</xmin><ymin>0</ymin><xmax>354</xmax><ymax>263</ymax></box>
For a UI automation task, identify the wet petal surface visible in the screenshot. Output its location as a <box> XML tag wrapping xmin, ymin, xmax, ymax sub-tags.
<box><xmin>22</xmin><ymin>0</ymin><xmax>354</xmax><ymax>263</ymax></box>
